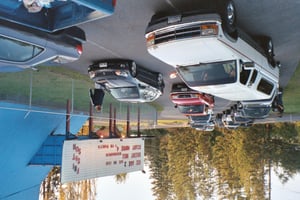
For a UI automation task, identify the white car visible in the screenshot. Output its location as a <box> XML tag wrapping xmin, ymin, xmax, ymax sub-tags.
<box><xmin>145</xmin><ymin>0</ymin><xmax>280</xmax><ymax>102</ymax></box>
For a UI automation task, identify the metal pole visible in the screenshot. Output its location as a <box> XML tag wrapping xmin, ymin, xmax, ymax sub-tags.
<box><xmin>66</xmin><ymin>99</ymin><xmax>71</xmax><ymax>139</ymax></box>
<box><xmin>29</xmin><ymin>70</ymin><xmax>32</xmax><ymax>108</ymax></box>
<box><xmin>154</xmin><ymin>110</ymin><xmax>158</xmax><ymax>127</ymax></box>
<box><xmin>71</xmin><ymin>79</ymin><xmax>74</xmax><ymax>113</ymax></box>
<box><xmin>24</xmin><ymin>71</ymin><xmax>33</xmax><ymax>119</ymax></box>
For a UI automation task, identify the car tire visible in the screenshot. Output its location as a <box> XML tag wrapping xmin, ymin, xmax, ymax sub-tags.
<box><xmin>130</xmin><ymin>61</ymin><xmax>137</xmax><ymax>77</ymax></box>
<box><xmin>266</xmin><ymin>38</ymin><xmax>274</xmax><ymax>57</ymax></box>
<box><xmin>259</xmin><ymin>36</ymin><xmax>276</xmax><ymax>67</ymax></box>
<box><xmin>157</xmin><ymin>73</ymin><xmax>164</xmax><ymax>93</ymax></box>
<box><xmin>159</xmin><ymin>86</ymin><xmax>164</xmax><ymax>94</ymax></box>
<box><xmin>219</xmin><ymin>0</ymin><xmax>237</xmax><ymax>37</ymax></box>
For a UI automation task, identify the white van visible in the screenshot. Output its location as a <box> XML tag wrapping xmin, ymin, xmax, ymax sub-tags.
<box><xmin>145</xmin><ymin>0</ymin><xmax>280</xmax><ymax>101</ymax></box>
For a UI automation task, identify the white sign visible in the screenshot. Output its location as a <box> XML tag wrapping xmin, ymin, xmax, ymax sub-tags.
<box><xmin>61</xmin><ymin>138</ymin><xmax>144</xmax><ymax>183</ymax></box>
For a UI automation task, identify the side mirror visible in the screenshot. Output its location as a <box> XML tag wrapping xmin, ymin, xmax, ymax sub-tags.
<box><xmin>242</xmin><ymin>61</ymin><xmax>254</xmax><ymax>69</ymax></box>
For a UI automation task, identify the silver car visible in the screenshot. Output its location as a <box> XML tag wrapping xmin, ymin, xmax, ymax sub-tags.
<box><xmin>0</xmin><ymin>19</ymin><xmax>85</xmax><ymax>72</ymax></box>
<box><xmin>88</xmin><ymin>59</ymin><xmax>164</xmax><ymax>103</ymax></box>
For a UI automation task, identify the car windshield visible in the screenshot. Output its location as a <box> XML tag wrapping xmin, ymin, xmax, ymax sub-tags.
<box><xmin>0</xmin><ymin>35</ymin><xmax>43</xmax><ymax>62</ymax></box>
<box><xmin>190</xmin><ymin>115</ymin><xmax>210</xmax><ymax>122</ymax></box>
<box><xmin>234</xmin><ymin>116</ymin><xmax>251</xmax><ymax>123</ymax></box>
<box><xmin>177</xmin><ymin>105</ymin><xmax>205</xmax><ymax>114</ymax></box>
<box><xmin>110</xmin><ymin>87</ymin><xmax>140</xmax><ymax>99</ymax></box>
<box><xmin>243</xmin><ymin>106</ymin><xmax>271</xmax><ymax>118</ymax></box>
<box><xmin>177</xmin><ymin>60</ymin><xmax>237</xmax><ymax>87</ymax></box>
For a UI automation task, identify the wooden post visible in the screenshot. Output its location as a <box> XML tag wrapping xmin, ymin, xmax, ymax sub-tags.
<box><xmin>88</xmin><ymin>101</ymin><xmax>93</xmax><ymax>138</ymax></box>
<box><xmin>126</xmin><ymin>104</ymin><xmax>130</xmax><ymax>137</ymax></box>
<box><xmin>109</xmin><ymin>103</ymin><xmax>113</xmax><ymax>138</ymax></box>
<box><xmin>137</xmin><ymin>105</ymin><xmax>140</xmax><ymax>137</ymax></box>
<box><xmin>113</xmin><ymin>107</ymin><xmax>117</xmax><ymax>137</ymax></box>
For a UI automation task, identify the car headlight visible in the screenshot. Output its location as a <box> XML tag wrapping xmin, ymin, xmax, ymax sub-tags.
<box><xmin>89</xmin><ymin>71</ymin><xmax>96</xmax><ymax>78</ymax></box>
<box><xmin>146</xmin><ymin>33</ymin><xmax>155</xmax><ymax>47</ymax></box>
<box><xmin>200</xmin><ymin>23</ymin><xmax>218</xmax><ymax>36</ymax></box>
<box><xmin>115</xmin><ymin>70</ymin><xmax>128</xmax><ymax>77</ymax></box>
<box><xmin>169</xmin><ymin>71</ymin><xmax>177</xmax><ymax>79</ymax></box>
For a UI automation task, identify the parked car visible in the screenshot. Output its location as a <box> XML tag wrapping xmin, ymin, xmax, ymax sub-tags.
<box><xmin>88</xmin><ymin>59</ymin><xmax>164</xmax><ymax>103</ymax></box>
<box><xmin>170</xmin><ymin>82</ymin><xmax>214</xmax><ymax>116</ymax></box>
<box><xmin>188</xmin><ymin>114</ymin><xmax>215</xmax><ymax>131</ymax></box>
<box><xmin>234</xmin><ymin>91</ymin><xmax>284</xmax><ymax>119</ymax></box>
<box><xmin>145</xmin><ymin>0</ymin><xmax>280</xmax><ymax>102</ymax></box>
<box><xmin>232</xmin><ymin>114</ymin><xmax>254</xmax><ymax>127</ymax></box>
<box><xmin>0</xmin><ymin>0</ymin><xmax>116</xmax><ymax>32</ymax></box>
<box><xmin>0</xmin><ymin>19</ymin><xmax>85</xmax><ymax>72</ymax></box>
<box><xmin>219</xmin><ymin>109</ymin><xmax>253</xmax><ymax>130</ymax></box>
<box><xmin>221</xmin><ymin>112</ymin><xmax>240</xmax><ymax>130</ymax></box>
<box><xmin>232</xmin><ymin>86</ymin><xmax>280</xmax><ymax>119</ymax></box>
<box><xmin>233</xmin><ymin>102</ymin><xmax>272</xmax><ymax>119</ymax></box>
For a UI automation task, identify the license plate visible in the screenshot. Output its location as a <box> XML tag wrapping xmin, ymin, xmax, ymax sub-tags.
<box><xmin>181</xmin><ymin>88</ymin><xmax>188</xmax><ymax>91</ymax></box>
<box><xmin>168</xmin><ymin>15</ymin><xmax>181</xmax><ymax>24</ymax></box>
<box><xmin>99</xmin><ymin>63</ymin><xmax>107</xmax><ymax>68</ymax></box>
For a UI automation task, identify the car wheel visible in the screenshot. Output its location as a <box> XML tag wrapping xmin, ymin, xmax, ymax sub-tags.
<box><xmin>159</xmin><ymin>86</ymin><xmax>164</xmax><ymax>94</ymax></box>
<box><xmin>130</xmin><ymin>61</ymin><xmax>137</xmax><ymax>77</ymax></box>
<box><xmin>259</xmin><ymin>36</ymin><xmax>276</xmax><ymax>66</ymax></box>
<box><xmin>219</xmin><ymin>0</ymin><xmax>237</xmax><ymax>37</ymax></box>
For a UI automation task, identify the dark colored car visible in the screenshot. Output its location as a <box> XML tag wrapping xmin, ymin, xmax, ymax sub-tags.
<box><xmin>234</xmin><ymin>102</ymin><xmax>272</xmax><ymax>119</ymax></box>
<box><xmin>170</xmin><ymin>82</ymin><xmax>214</xmax><ymax>116</ymax></box>
<box><xmin>88</xmin><ymin>59</ymin><xmax>164</xmax><ymax>103</ymax></box>
<box><xmin>0</xmin><ymin>19</ymin><xmax>85</xmax><ymax>72</ymax></box>
<box><xmin>233</xmin><ymin>115</ymin><xmax>254</xmax><ymax>127</ymax></box>
<box><xmin>219</xmin><ymin>109</ymin><xmax>253</xmax><ymax>130</ymax></box>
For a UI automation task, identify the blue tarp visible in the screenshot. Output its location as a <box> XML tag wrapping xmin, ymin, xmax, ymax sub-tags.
<box><xmin>0</xmin><ymin>102</ymin><xmax>87</xmax><ymax>200</ymax></box>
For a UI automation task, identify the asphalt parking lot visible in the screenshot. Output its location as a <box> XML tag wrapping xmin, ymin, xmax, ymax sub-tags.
<box><xmin>63</xmin><ymin>0</ymin><xmax>300</xmax><ymax>119</ymax></box>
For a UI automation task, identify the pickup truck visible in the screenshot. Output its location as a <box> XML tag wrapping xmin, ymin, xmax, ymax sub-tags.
<box><xmin>0</xmin><ymin>0</ymin><xmax>116</xmax><ymax>32</ymax></box>
<box><xmin>145</xmin><ymin>0</ymin><xmax>280</xmax><ymax>102</ymax></box>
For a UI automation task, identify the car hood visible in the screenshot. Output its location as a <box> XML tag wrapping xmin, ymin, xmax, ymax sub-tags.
<box><xmin>94</xmin><ymin>74</ymin><xmax>136</xmax><ymax>88</ymax></box>
<box><xmin>105</xmin><ymin>78</ymin><xmax>136</xmax><ymax>88</ymax></box>
<box><xmin>148</xmin><ymin>36</ymin><xmax>237</xmax><ymax>66</ymax></box>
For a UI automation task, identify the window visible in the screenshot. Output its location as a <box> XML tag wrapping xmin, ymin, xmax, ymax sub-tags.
<box><xmin>177</xmin><ymin>60</ymin><xmax>237</xmax><ymax>86</ymax></box>
<box><xmin>257</xmin><ymin>79</ymin><xmax>274</xmax><ymax>95</ymax></box>
<box><xmin>178</xmin><ymin>105</ymin><xmax>205</xmax><ymax>114</ymax></box>
<box><xmin>239</xmin><ymin>68</ymin><xmax>250</xmax><ymax>85</ymax></box>
<box><xmin>110</xmin><ymin>87</ymin><xmax>139</xmax><ymax>99</ymax></box>
<box><xmin>0</xmin><ymin>35</ymin><xmax>43</xmax><ymax>62</ymax></box>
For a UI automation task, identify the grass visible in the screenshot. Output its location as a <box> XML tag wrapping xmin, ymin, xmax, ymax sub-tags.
<box><xmin>282</xmin><ymin>62</ymin><xmax>300</xmax><ymax>113</ymax></box>
<box><xmin>0</xmin><ymin>66</ymin><xmax>117</xmax><ymax>111</ymax></box>
<box><xmin>0</xmin><ymin>66</ymin><xmax>157</xmax><ymax>117</ymax></box>
<box><xmin>1</xmin><ymin>61</ymin><xmax>300</xmax><ymax>116</ymax></box>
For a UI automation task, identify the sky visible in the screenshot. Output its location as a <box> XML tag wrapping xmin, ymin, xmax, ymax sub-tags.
<box><xmin>271</xmin><ymin>169</ymin><xmax>300</xmax><ymax>200</ymax></box>
<box><xmin>95</xmin><ymin>165</ymin><xmax>300</xmax><ymax>200</ymax></box>
<box><xmin>96</xmin><ymin>165</ymin><xmax>154</xmax><ymax>200</ymax></box>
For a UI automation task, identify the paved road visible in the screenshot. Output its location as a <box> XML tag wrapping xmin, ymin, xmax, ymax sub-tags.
<box><xmin>62</xmin><ymin>0</ymin><xmax>300</xmax><ymax>120</ymax></box>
